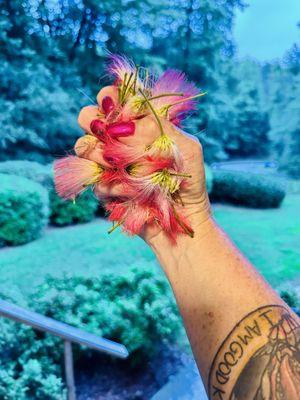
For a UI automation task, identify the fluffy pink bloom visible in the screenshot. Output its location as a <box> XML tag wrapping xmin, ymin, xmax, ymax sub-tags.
<box><xmin>54</xmin><ymin>156</ymin><xmax>102</xmax><ymax>200</ymax></box>
<box><xmin>107</xmin><ymin>54</ymin><xmax>136</xmax><ymax>84</ymax></box>
<box><xmin>54</xmin><ymin>55</ymin><xmax>200</xmax><ymax>243</ymax></box>
<box><xmin>151</xmin><ymin>69</ymin><xmax>199</xmax><ymax>123</ymax></box>
<box><xmin>102</xmin><ymin>139</ymin><xmax>144</xmax><ymax>168</ymax></box>
<box><xmin>106</xmin><ymin>197</ymin><xmax>193</xmax><ymax>242</ymax></box>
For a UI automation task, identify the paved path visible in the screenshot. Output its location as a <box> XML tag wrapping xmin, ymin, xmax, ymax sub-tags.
<box><xmin>151</xmin><ymin>361</ymin><xmax>208</xmax><ymax>400</ymax></box>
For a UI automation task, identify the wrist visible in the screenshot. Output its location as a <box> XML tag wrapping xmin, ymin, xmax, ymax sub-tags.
<box><xmin>148</xmin><ymin>207</ymin><xmax>217</xmax><ymax>272</ymax></box>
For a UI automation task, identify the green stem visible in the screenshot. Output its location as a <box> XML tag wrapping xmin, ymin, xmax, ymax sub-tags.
<box><xmin>167</xmin><ymin>92</ymin><xmax>207</xmax><ymax>109</ymax></box>
<box><xmin>133</xmin><ymin>65</ymin><xmax>139</xmax><ymax>94</ymax></box>
<box><xmin>138</xmin><ymin>89</ymin><xmax>165</xmax><ymax>136</ymax></box>
<box><xmin>147</xmin><ymin>92</ymin><xmax>184</xmax><ymax>101</ymax></box>
<box><xmin>122</xmin><ymin>72</ymin><xmax>134</xmax><ymax>102</ymax></box>
<box><xmin>171</xmin><ymin>205</ymin><xmax>194</xmax><ymax>238</ymax></box>
<box><xmin>170</xmin><ymin>172</ymin><xmax>192</xmax><ymax>178</ymax></box>
<box><xmin>108</xmin><ymin>219</ymin><xmax>124</xmax><ymax>234</ymax></box>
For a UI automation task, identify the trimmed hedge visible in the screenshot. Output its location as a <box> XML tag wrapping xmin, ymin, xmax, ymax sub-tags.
<box><xmin>0</xmin><ymin>160</ymin><xmax>99</xmax><ymax>227</ymax></box>
<box><xmin>211</xmin><ymin>170</ymin><xmax>286</xmax><ymax>208</ymax></box>
<box><xmin>204</xmin><ymin>163</ymin><xmax>213</xmax><ymax>194</ymax></box>
<box><xmin>0</xmin><ymin>160</ymin><xmax>53</xmax><ymax>189</ymax></box>
<box><xmin>49</xmin><ymin>188</ymin><xmax>99</xmax><ymax>226</ymax></box>
<box><xmin>0</xmin><ymin>174</ymin><xmax>49</xmax><ymax>246</ymax></box>
<box><xmin>0</xmin><ymin>266</ymin><xmax>181</xmax><ymax>398</ymax></box>
<box><xmin>34</xmin><ymin>266</ymin><xmax>181</xmax><ymax>363</ymax></box>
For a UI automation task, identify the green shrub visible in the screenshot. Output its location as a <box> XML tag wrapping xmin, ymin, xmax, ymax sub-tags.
<box><xmin>0</xmin><ymin>160</ymin><xmax>99</xmax><ymax>226</ymax></box>
<box><xmin>0</xmin><ymin>160</ymin><xmax>53</xmax><ymax>189</ymax></box>
<box><xmin>211</xmin><ymin>170</ymin><xmax>286</xmax><ymax>208</ymax></box>
<box><xmin>280</xmin><ymin>289</ymin><xmax>299</xmax><ymax>308</ymax></box>
<box><xmin>0</xmin><ymin>174</ymin><xmax>49</xmax><ymax>245</ymax></box>
<box><xmin>49</xmin><ymin>188</ymin><xmax>98</xmax><ymax>226</ymax></box>
<box><xmin>33</xmin><ymin>266</ymin><xmax>181</xmax><ymax>363</ymax></box>
<box><xmin>0</xmin><ymin>292</ymin><xmax>65</xmax><ymax>400</ymax></box>
<box><xmin>204</xmin><ymin>163</ymin><xmax>213</xmax><ymax>194</ymax></box>
<box><xmin>0</xmin><ymin>267</ymin><xmax>180</xmax><ymax>398</ymax></box>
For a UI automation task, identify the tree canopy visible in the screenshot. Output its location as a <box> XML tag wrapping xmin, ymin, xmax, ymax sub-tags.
<box><xmin>1</xmin><ymin>0</ymin><xmax>299</xmax><ymax>176</ymax></box>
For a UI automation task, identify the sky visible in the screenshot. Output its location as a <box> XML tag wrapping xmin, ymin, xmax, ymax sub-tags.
<box><xmin>234</xmin><ymin>0</ymin><xmax>300</xmax><ymax>61</ymax></box>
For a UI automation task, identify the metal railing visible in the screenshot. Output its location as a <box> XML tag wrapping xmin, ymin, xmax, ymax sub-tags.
<box><xmin>0</xmin><ymin>299</ymin><xmax>129</xmax><ymax>400</ymax></box>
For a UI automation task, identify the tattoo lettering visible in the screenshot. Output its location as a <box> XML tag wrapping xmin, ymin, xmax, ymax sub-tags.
<box><xmin>208</xmin><ymin>305</ymin><xmax>300</xmax><ymax>399</ymax></box>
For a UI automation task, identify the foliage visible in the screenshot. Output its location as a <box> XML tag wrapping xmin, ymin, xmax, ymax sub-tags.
<box><xmin>0</xmin><ymin>160</ymin><xmax>53</xmax><ymax>188</ymax></box>
<box><xmin>0</xmin><ymin>289</ymin><xmax>65</xmax><ymax>400</ymax></box>
<box><xmin>280</xmin><ymin>289</ymin><xmax>300</xmax><ymax>309</ymax></box>
<box><xmin>33</xmin><ymin>266</ymin><xmax>181</xmax><ymax>363</ymax></box>
<box><xmin>204</xmin><ymin>163</ymin><xmax>213</xmax><ymax>194</ymax></box>
<box><xmin>0</xmin><ymin>265</ymin><xmax>180</xmax><ymax>398</ymax></box>
<box><xmin>0</xmin><ymin>174</ymin><xmax>49</xmax><ymax>246</ymax></box>
<box><xmin>211</xmin><ymin>170</ymin><xmax>286</xmax><ymax>208</ymax></box>
<box><xmin>1</xmin><ymin>1</ymin><xmax>299</xmax><ymax>172</ymax></box>
<box><xmin>49</xmin><ymin>188</ymin><xmax>99</xmax><ymax>226</ymax></box>
<box><xmin>0</xmin><ymin>160</ymin><xmax>99</xmax><ymax>227</ymax></box>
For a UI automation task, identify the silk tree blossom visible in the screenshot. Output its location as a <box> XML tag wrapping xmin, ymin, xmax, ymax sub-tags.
<box><xmin>151</xmin><ymin>69</ymin><xmax>200</xmax><ymax>123</ymax></box>
<box><xmin>54</xmin><ymin>54</ymin><xmax>204</xmax><ymax>242</ymax></box>
<box><xmin>54</xmin><ymin>156</ymin><xmax>103</xmax><ymax>200</ymax></box>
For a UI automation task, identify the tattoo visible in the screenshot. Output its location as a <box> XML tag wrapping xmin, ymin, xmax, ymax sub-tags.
<box><xmin>208</xmin><ymin>305</ymin><xmax>300</xmax><ymax>399</ymax></box>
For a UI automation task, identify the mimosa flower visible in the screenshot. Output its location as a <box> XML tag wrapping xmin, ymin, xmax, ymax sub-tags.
<box><xmin>54</xmin><ymin>54</ymin><xmax>203</xmax><ymax>243</ymax></box>
<box><xmin>146</xmin><ymin>133</ymin><xmax>183</xmax><ymax>169</ymax></box>
<box><xmin>54</xmin><ymin>156</ymin><xmax>103</xmax><ymax>200</ymax></box>
<box><xmin>151</xmin><ymin>69</ymin><xmax>199</xmax><ymax>122</ymax></box>
<box><xmin>102</xmin><ymin>139</ymin><xmax>144</xmax><ymax>167</ymax></box>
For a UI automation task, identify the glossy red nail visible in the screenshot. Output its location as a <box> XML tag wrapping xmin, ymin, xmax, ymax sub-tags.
<box><xmin>90</xmin><ymin>119</ymin><xmax>106</xmax><ymax>140</ymax></box>
<box><xmin>106</xmin><ymin>121</ymin><xmax>135</xmax><ymax>138</ymax></box>
<box><xmin>102</xmin><ymin>96</ymin><xmax>115</xmax><ymax>115</ymax></box>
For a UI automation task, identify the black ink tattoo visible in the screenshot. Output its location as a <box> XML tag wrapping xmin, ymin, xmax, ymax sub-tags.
<box><xmin>208</xmin><ymin>305</ymin><xmax>300</xmax><ymax>399</ymax></box>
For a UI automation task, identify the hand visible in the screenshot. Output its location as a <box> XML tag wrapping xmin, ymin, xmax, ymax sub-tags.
<box><xmin>75</xmin><ymin>85</ymin><xmax>211</xmax><ymax>245</ymax></box>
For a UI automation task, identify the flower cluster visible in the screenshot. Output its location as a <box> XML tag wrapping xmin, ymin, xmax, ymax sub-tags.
<box><xmin>54</xmin><ymin>55</ymin><xmax>204</xmax><ymax>243</ymax></box>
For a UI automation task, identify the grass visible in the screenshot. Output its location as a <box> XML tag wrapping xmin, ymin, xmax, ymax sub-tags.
<box><xmin>0</xmin><ymin>195</ymin><xmax>299</xmax><ymax>299</ymax></box>
<box><xmin>213</xmin><ymin>194</ymin><xmax>300</xmax><ymax>285</ymax></box>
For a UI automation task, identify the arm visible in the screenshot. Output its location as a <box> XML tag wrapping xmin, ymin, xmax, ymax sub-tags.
<box><xmin>149</xmin><ymin>217</ymin><xmax>300</xmax><ymax>399</ymax></box>
<box><xmin>77</xmin><ymin>86</ymin><xmax>300</xmax><ymax>399</ymax></box>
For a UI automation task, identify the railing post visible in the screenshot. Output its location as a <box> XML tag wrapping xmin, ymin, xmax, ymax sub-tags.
<box><xmin>64</xmin><ymin>340</ymin><xmax>76</xmax><ymax>400</ymax></box>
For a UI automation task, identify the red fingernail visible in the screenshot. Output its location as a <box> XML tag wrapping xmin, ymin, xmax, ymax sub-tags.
<box><xmin>102</xmin><ymin>96</ymin><xmax>115</xmax><ymax>115</ymax></box>
<box><xmin>90</xmin><ymin>119</ymin><xmax>106</xmax><ymax>139</ymax></box>
<box><xmin>106</xmin><ymin>121</ymin><xmax>135</xmax><ymax>138</ymax></box>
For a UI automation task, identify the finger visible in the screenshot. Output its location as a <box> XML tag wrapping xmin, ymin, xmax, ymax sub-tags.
<box><xmin>74</xmin><ymin>136</ymin><xmax>111</xmax><ymax>168</ymax></box>
<box><xmin>74</xmin><ymin>135</ymin><xmax>98</xmax><ymax>157</ymax></box>
<box><xmin>96</xmin><ymin>86</ymin><xmax>119</xmax><ymax>111</ymax></box>
<box><xmin>116</xmin><ymin>115</ymin><xmax>161</xmax><ymax>147</ymax></box>
<box><xmin>78</xmin><ymin>105</ymin><xmax>100</xmax><ymax>134</ymax></box>
<box><xmin>94</xmin><ymin>182</ymin><xmax>127</xmax><ymax>198</ymax></box>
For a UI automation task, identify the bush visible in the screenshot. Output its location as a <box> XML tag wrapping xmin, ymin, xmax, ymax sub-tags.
<box><xmin>0</xmin><ymin>267</ymin><xmax>181</xmax><ymax>398</ymax></box>
<box><xmin>0</xmin><ymin>160</ymin><xmax>53</xmax><ymax>189</ymax></box>
<box><xmin>49</xmin><ymin>189</ymin><xmax>98</xmax><ymax>226</ymax></box>
<box><xmin>33</xmin><ymin>266</ymin><xmax>181</xmax><ymax>363</ymax></box>
<box><xmin>204</xmin><ymin>163</ymin><xmax>213</xmax><ymax>194</ymax></box>
<box><xmin>211</xmin><ymin>170</ymin><xmax>286</xmax><ymax>208</ymax></box>
<box><xmin>280</xmin><ymin>289</ymin><xmax>300</xmax><ymax>308</ymax></box>
<box><xmin>0</xmin><ymin>314</ymin><xmax>65</xmax><ymax>399</ymax></box>
<box><xmin>0</xmin><ymin>160</ymin><xmax>99</xmax><ymax>226</ymax></box>
<box><xmin>0</xmin><ymin>174</ymin><xmax>49</xmax><ymax>245</ymax></box>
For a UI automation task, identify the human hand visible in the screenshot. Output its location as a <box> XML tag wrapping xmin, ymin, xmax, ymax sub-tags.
<box><xmin>75</xmin><ymin>85</ymin><xmax>211</xmax><ymax>246</ymax></box>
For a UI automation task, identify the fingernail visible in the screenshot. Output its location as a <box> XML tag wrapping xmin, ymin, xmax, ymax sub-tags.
<box><xmin>90</xmin><ymin>119</ymin><xmax>106</xmax><ymax>140</ymax></box>
<box><xmin>102</xmin><ymin>96</ymin><xmax>115</xmax><ymax>115</ymax></box>
<box><xmin>106</xmin><ymin>121</ymin><xmax>135</xmax><ymax>138</ymax></box>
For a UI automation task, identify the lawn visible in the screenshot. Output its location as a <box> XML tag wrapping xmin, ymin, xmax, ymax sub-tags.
<box><xmin>0</xmin><ymin>195</ymin><xmax>299</xmax><ymax>299</ymax></box>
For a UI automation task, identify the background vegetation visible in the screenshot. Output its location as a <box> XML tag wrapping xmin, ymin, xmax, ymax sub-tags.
<box><xmin>1</xmin><ymin>0</ymin><xmax>299</xmax><ymax>177</ymax></box>
<box><xmin>0</xmin><ymin>1</ymin><xmax>299</xmax><ymax>399</ymax></box>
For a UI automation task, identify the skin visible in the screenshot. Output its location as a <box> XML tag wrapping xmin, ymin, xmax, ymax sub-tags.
<box><xmin>76</xmin><ymin>86</ymin><xmax>300</xmax><ymax>399</ymax></box>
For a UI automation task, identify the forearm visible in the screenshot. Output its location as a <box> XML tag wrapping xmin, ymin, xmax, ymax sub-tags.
<box><xmin>149</xmin><ymin>217</ymin><xmax>300</xmax><ymax>398</ymax></box>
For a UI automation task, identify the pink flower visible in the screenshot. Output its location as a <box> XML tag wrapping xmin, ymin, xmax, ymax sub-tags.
<box><xmin>54</xmin><ymin>156</ymin><xmax>102</xmax><ymax>200</ymax></box>
<box><xmin>151</xmin><ymin>69</ymin><xmax>199</xmax><ymax>123</ymax></box>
